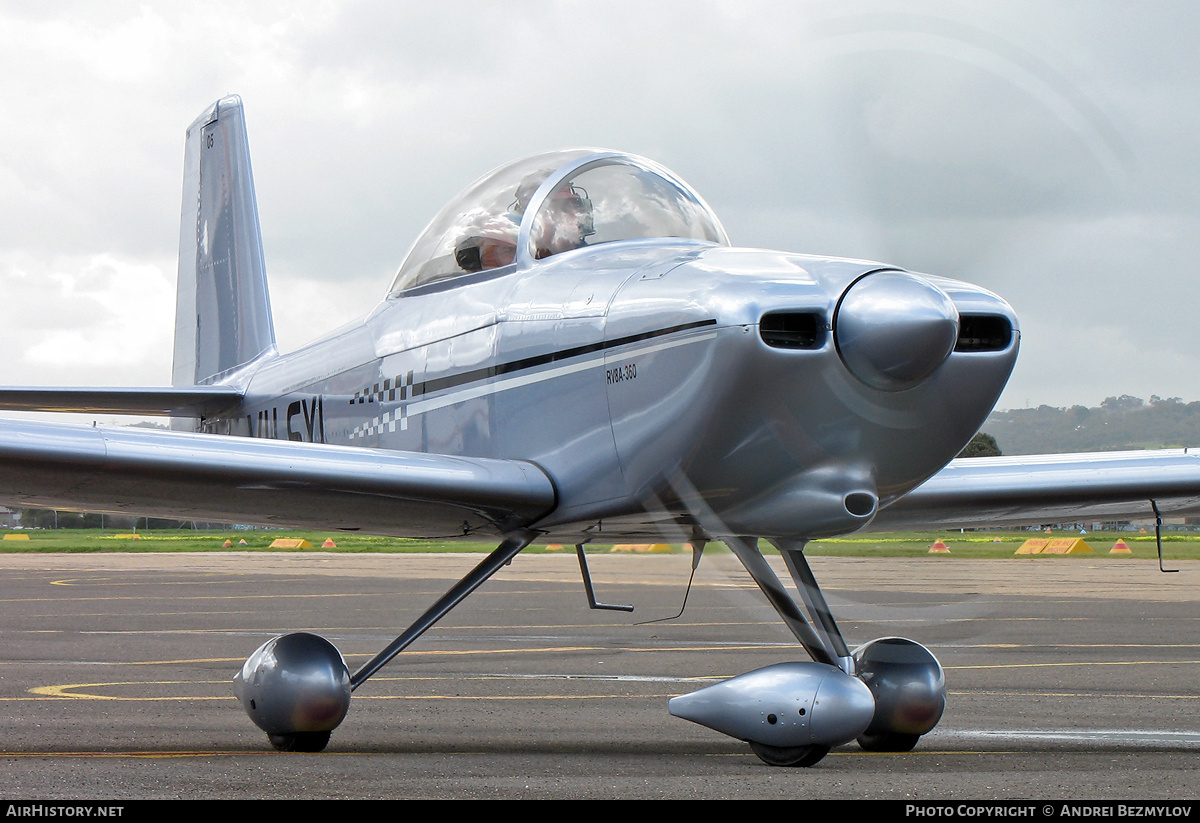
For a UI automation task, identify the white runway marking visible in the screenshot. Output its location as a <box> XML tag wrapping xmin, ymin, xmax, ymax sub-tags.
<box><xmin>941</xmin><ymin>729</ymin><xmax>1200</xmax><ymax>746</ymax></box>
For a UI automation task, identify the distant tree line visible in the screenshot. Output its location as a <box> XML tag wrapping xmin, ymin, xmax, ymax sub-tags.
<box><xmin>9</xmin><ymin>421</ymin><xmax>235</xmax><ymax>529</ymax></box>
<box><xmin>985</xmin><ymin>395</ymin><xmax>1200</xmax><ymax>455</ymax></box>
<box><xmin>15</xmin><ymin>510</ymin><xmax>235</xmax><ymax>530</ymax></box>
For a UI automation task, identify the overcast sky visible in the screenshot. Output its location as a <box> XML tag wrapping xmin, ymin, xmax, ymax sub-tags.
<box><xmin>1</xmin><ymin>0</ymin><xmax>1197</xmax><ymax>419</ymax></box>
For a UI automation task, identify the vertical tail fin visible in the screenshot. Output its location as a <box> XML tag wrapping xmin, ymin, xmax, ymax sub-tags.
<box><xmin>173</xmin><ymin>95</ymin><xmax>277</xmax><ymax>390</ymax></box>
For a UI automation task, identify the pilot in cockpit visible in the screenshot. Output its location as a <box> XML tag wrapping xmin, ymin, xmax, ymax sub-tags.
<box><xmin>533</xmin><ymin>184</ymin><xmax>595</xmax><ymax>259</ymax></box>
<box><xmin>453</xmin><ymin>172</ymin><xmax>545</xmax><ymax>273</ymax></box>
<box><xmin>454</xmin><ymin>174</ymin><xmax>596</xmax><ymax>272</ymax></box>
<box><xmin>454</xmin><ymin>216</ymin><xmax>518</xmax><ymax>272</ymax></box>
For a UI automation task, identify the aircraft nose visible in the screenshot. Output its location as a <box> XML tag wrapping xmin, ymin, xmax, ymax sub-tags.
<box><xmin>833</xmin><ymin>270</ymin><xmax>959</xmax><ymax>392</ymax></box>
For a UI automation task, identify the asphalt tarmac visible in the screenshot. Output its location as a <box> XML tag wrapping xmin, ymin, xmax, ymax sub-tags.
<box><xmin>0</xmin><ymin>549</ymin><xmax>1197</xmax><ymax>800</ymax></box>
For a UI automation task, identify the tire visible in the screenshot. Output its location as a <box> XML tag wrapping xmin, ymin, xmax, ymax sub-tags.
<box><xmin>748</xmin><ymin>742</ymin><xmax>830</xmax><ymax>767</ymax></box>
<box><xmin>268</xmin><ymin>731</ymin><xmax>332</xmax><ymax>752</ymax></box>
<box><xmin>857</xmin><ymin>732</ymin><xmax>920</xmax><ymax>752</ymax></box>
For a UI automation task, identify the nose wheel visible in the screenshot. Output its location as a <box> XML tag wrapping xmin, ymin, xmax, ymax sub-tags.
<box><xmin>749</xmin><ymin>743</ymin><xmax>830</xmax><ymax>767</ymax></box>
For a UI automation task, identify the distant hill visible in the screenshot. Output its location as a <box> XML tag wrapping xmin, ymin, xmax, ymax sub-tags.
<box><xmin>984</xmin><ymin>395</ymin><xmax>1200</xmax><ymax>455</ymax></box>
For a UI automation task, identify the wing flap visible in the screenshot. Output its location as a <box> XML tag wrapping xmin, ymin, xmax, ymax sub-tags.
<box><xmin>875</xmin><ymin>449</ymin><xmax>1200</xmax><ymax>530</ymax></box>
<box><xmin>0</xmin><ymin>418</ymin><xmax>556</xmax><ymax>537</ymax></box>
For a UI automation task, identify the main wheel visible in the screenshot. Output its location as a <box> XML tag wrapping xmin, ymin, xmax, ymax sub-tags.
<box><xmin>857</xmin><ymin>732</ymin><xmax>920</xmax><ymax>752</ymax></box>
<box><xmin>268</xmin><ymin>731</ymin><xmax>332</xmax><ymax>752</ymax></box>
<box><xmin>748</xmin><ymin>742</ymin><xmax>830</xmax><ymax>767</ymax></box>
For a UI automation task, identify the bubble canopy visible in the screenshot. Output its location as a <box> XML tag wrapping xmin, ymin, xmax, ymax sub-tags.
<box><xmin>389</xmin><ymin>150</ymin><xmax>729</xmax><ymax>294</ymax></box>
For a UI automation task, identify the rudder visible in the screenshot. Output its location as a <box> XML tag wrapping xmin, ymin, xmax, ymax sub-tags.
<box><xmin>173</xmin><ymin>95</ymin><xmax>277</xmax><ymax>391</ymax></box>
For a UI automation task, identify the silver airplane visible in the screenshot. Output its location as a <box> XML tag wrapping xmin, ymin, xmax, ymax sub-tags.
<box><xmin>4</xmin><ymin>96</ymin><xmax>1200</xmax><ymax>766</ymax></box>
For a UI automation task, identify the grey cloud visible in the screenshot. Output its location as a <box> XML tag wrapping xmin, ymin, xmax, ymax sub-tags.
<box><xmin>0</xmin><ymin>0</ymin><xmax>1198</xmax><ymax>411</ymax></box>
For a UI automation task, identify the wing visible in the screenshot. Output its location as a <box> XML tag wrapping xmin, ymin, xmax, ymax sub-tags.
<box><xmin>874</xmin><ymin>448</ymin><xmax>1200</xmax><ymax>530</ymax></box>
<box><xmin>0</xmin><ymin>386</ymin><xmax>242</xmax><ymax>416</ymax></box>
<box><xmin>0</xmin><ymin>417</ymin><xmax>555</xmax><ymax>538</ymax></box>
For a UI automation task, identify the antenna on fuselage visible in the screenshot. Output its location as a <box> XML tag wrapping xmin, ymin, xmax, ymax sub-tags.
<box><xmin>636</xmin><ymin>531</ymin><xmax>707</xmax><ymax>625</ymax></box>
<box><xmin>574</xmin><ymin>544</ymin><xmax>634</xmax><ymax>612</ymax></box>
<box><xmin>1150</xmin><ymin>499</ymin><xmax>1180</xmax><ymax>573</ymax></box>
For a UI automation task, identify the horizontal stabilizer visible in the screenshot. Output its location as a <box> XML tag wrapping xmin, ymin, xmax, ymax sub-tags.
<box><xmin>0</xmin><ymin>386</ymin><xmax>243</xmax><ymax>417</ymax></box>
<box><xmin>0</xmin><ymin>417</ymin><xmax>556</xmax><ymax>537</ymax></box>
<box><xmin>874</xmin><ymin>449</ymin><xmax>1200</xmax><ymax>530</ymax></box>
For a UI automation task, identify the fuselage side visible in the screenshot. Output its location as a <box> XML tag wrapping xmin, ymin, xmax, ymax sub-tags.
<box><xmin>200</xmin><ymin>238</ymin><xmax>1019</xmax><ymax>542</ymax></box>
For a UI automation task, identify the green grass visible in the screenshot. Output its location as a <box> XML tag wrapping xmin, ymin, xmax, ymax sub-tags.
<box><xmin>1</xmin><ymin>528</ymin><xmax>1197</xmax><ymax>559</ymax></box>
<box><xmin>804</xmin><ymin>531</ymin><xmax>1200</xmax><ymax>559</ymax></box>
<box><xmin>0</xmin><ymin>529</ymin><xmax>496</xmax><ymax>553</ymax></box>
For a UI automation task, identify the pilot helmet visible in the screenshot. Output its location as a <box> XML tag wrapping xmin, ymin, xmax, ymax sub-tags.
<box><xmin>550</xmin><ymin>184</ymin><xmax>595</xmax><ymax>238</ymax></box>
<box><xmin>531</xmin><ymin>183</ymin><xmax>595</xmax><ymax>258</ymax></box>
<box><xmin>455</xmin><ymin>215</ymin><xmax>519</xmax><ymax>272</ymax></box>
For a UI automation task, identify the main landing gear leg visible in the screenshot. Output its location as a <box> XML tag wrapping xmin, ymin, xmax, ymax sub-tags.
<box><xmin>350</xmin><ymin>530</ymin><xmax>536</xmax><ymax>688</ymax></box>
<box><xmin>235</xmin><ymin>530</ymin><xmax>537</xmax><ymax>752</ymax></box>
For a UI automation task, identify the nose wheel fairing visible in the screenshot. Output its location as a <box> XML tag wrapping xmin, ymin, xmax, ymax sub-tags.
<box><xmin>668</xmin><ymin>662</ymin><xmax>876</xmax><ymax>752</ymax></box>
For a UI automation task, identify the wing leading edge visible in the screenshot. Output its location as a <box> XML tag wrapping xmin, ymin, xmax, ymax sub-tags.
<box><xmin>874</xmin><ymin>449</ymin><xmax>1200</xmax><ymax>530</ymax></box>
<box><xmin>0</xmin><ymin>417</ymin><xmax>556</xmax><ymax>538</ymax></box>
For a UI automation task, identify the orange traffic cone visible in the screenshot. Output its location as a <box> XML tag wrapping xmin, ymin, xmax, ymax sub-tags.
<box><xmin>222</xmin><ymin>539</ymin><xmax>232</xmax><ymax>547</ymax></box>
<box><xmin>928</xmin><ymin>539</ymin><xmax>950</xmax><ymax>553</ymax></box>
<box><xmin>1110</xmin><ymin>539</ymin><xmax>1132</xmax><ymax>554</ymax></box>
<box><xmin>322</xmin><ymin>538</ymin><xmax>337</xmax><ymax>548</ymax></box>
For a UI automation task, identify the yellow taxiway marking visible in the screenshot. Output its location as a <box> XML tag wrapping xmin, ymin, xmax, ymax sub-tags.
<box><xmin>3</xmin><ymin>644</ymin><xmax>1195</xmax><ymax>668</ymax></box>
<box><xmin>28</xmin><ymin>681</ymin><xmax>233</xmax><ymax>700</ymax></box>
<box><xmin>20</xmin><ymin>679</ymin><xmax>677</xmax><ymax>701</ymax></box>
<box><xmin>17</xmin><ymin>669</ymin><xmax>1200</xmax><ymax>702</ymax></box>
<box><xmin>357</xmin><ymin>693</ymin><xmax>678</xmax><ymax>700</ymax></box>
<box><xmin>17</xmin><ymin>747</ymin><xmax>1156</xmax><ymax>762</ymax></box>
<box><xmin>10</xmin><ymin>590</ymin><xmax>361</xmax><ymax>602</ymax></box>
<box><xmin>0</xmin><ymin>644</ymin><xmax>795</xmax><ymax>669</ymax></box>
<box><xmin>0</xmin><ymin>751</ymin><xmax>285</xmax><ymax>759</ymax></box>
<box><xmin>47</xmin><ymin>576</ymin><xmax>312</xmax><ymax>587</ymax></box>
